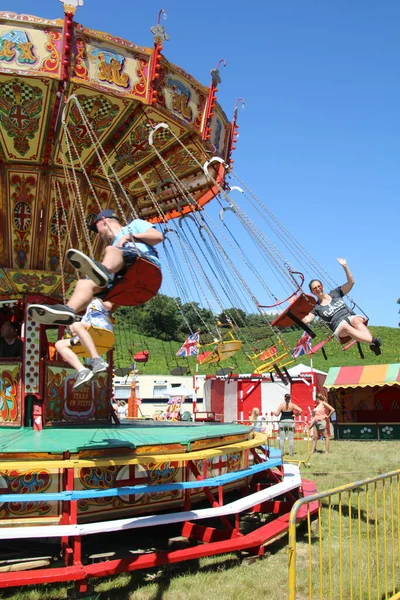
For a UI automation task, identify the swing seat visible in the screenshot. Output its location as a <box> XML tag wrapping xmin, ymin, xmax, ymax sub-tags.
<box><xmin>247</xmin><ymin>345</ymin><xmax>277</xmax><ymax>361</ymax></box>
<box><xmin>308</xmin><ymin>337</ymin><xmax>332</xmax><ymax>355</ymax></box>
<box><xmin>71</xmin><ymin>326</ymin><xmax>115</xmax><ymax>358</ymax></box>
<box><xmin>133</xmin><ymin>350</ymin><xmax>150</xmax><ymax>363</ymax></box>
<box><xmin>197</xmin><ymin>340</ymin><xmax>242</xmax><ymax>365</ymax></box>
<box><xmin>196</xmin><ymin>351</ymin><xmax>212</xmax><ymax>363</ymax></box>
<box><xmin>253</xmin><ymin>351</ymin><xmax>290</xmax><ymax>374</ymax></box>
<box><xmin>271</xmin><ymin>294</ymin><xmax>316</xmax><ymax>328</ymax></box>
<box><xmin>105</xmin><ymin>257</ymin><xmax>162</xmax><ymax>307</ymax></box>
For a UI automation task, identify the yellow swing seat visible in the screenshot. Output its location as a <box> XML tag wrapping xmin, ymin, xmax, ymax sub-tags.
<box><xmin>253</xmin><ymin>353</ymin><xmax>294</xmax><ymax>375</ymax></box>
<box><xmin>197</xmin><ymin>340</ymin><xmax>242</xmax><ymax>365</ymax></box>
<box><xmin>70</xmin><ymin>326</ymin><xmax>115</xmax><ymax>358</ymax></box>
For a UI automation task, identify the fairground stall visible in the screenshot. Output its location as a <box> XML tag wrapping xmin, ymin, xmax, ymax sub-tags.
<box><xmin>204</xmin><ymin>363</ymin><xmax>327</xmax><ymax>423</ymax></box>
<box><xmin>325</xmin><ymin>363</ymin><xmax>400</xmax><ymax>440</ymax></box>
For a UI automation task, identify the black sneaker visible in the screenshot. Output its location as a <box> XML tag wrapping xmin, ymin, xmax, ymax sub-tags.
<box><xmin>66</xmin><ymin>249</ymin><xmax>112</xmax><ymax>288</ymax></box>
<box><xmin>28</xmin><ymin>304</ymin><xmax>78</xmax><ymax>325</ymax></box>
<box><xmin>370</xmin><ymin>337</ymin><xmax>382</xmax><ymax>356</ymax></box>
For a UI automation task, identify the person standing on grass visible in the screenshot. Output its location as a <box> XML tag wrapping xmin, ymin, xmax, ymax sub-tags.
<box><xmin>274</xmin><ymin>393</ymin><xmax>302</xmax><ymax>457</ymax></box>
<box><xmin>310</xmin><ymin>393</ymin><xmax>335</xmax><ymax>454</ymax></box>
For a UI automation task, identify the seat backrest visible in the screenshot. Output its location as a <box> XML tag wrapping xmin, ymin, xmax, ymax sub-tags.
<box><xmin>271</xmin><ymin>294</ymin><xmax>316</xmax><ymax>328</ymax></box>
<box><xmin>105</xmin><ymin>257</ymin><xmax>162</xmax><ymax>306</ymax></box>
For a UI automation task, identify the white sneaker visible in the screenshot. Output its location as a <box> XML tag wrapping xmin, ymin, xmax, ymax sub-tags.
<box><xmin>73</xmin><ymin>368</ymin><xmax>94</xmax><ymax>390</ymax></box>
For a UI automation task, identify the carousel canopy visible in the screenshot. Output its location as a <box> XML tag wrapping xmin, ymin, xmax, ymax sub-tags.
<box><xmin>325</xmin><ymin>364</ymin><xmax>400</xmax><ymax>390</ymax></box>
<box><xmin>0</xmin><ymin>8</ymin><xmax>231</xmax><ymax>299</ymax></box>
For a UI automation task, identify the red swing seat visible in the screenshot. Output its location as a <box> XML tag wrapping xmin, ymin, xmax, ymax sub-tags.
<box><xmin>309</xmin><ymin>316</ymin><xmax>369</xmax><ymax>360</ymax></box>
<box><xmin>133</xmin><ymin>350</ymin><xmax>150</xmax><ymax>363</ymax></box>
<box><xmin>105</xmin><ymin>257</ymin><xmax>162</xmax><ymax>307</ymax></box>
<box><xmin>271</xmin><ymin>294</ymin><xmax>316</xmax><ymax>328</ymax></box>
<box><xmin>337</xmin><ymin>316</ymin><xmax>369</xmax><ymax>346</ymax></box>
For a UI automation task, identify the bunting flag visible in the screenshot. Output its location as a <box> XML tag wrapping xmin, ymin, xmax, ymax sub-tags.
<box><xmin>291</xmin><ymin>332</ymin><xmax>312</xmax><ymax>358</ymax></box>
<box><xmin>176</xmin><ymin>331</ymin><xmax>200</xmax><ymax>357</ymax></box>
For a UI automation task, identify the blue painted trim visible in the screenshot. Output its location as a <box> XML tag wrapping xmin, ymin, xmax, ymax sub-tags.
<box><xmin>0</xmin><ymin>457</ymin><xmax>282</xmax><ymax>503</ymax></box>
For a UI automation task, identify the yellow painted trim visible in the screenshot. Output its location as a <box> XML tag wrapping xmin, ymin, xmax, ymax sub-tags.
<box><xmin>0</xmin><ymin>432</ymin><xmax>267</xmax><ymax>471</ymax></box>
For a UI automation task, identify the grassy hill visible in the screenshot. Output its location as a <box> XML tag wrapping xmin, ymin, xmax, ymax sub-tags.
<box><xmin>113</xmin><ymin>325</ymin><xmax>400</xmax><ymax>375</ymax></box>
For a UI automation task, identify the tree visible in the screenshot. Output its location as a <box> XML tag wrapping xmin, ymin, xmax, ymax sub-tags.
<box><xmin>179</xmin><ymin>301</ymin><xmax>214</xmax><ymax>335</ymax></box>
<box><xmin>220</xmin><ymin>307</ymin><xmax>247</xmax><ymax>327</ymax></box>
<box><xmin>139</xmin><ymin>294</ymin><xmax>184</xmax><ymax>341</ymax></box>
<box><xmin>115</xmin><ymin>295</ymin><xmax>183</xmax><ymax>341</ymax></box>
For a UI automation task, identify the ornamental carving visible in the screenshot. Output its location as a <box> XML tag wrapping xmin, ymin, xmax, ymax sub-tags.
<box><xmin>0</xmin><ymin>79</ymin><xmax>42</xmax><ymax>155</ymax></box>
<box><xmin>0</xmin><ymin>29</ymin><xmax>36</xmax><ymax>65</ymax></box>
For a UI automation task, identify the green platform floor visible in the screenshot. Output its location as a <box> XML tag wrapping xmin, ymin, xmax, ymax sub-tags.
<box><xmin>0</xmin><ymin>421</ymin><xmax>252</xmax><ymax>455</ymax></box>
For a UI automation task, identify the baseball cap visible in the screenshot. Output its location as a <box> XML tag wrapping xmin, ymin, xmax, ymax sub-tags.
<box><xmin>89</xmin><ymin>209</ymin><xmax>120</xmax><ymax>232</ymax></box>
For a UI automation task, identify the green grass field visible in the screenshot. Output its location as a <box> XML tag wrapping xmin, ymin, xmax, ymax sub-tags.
<box><xmin>113</xmin><ymin>325</ymin><xmax>400</xmax><ymax>375</ymax></box>
<box><xmin>1</xmin><ymin>441</ymin><xmax>399</xmax><ymax>600</ymax></box>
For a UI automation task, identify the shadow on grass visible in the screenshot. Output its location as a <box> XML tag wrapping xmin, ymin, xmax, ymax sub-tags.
<box><xmin>322</xmin><ymin>500</ymin><xmax>377</xmax><ymax>525</ymax></box>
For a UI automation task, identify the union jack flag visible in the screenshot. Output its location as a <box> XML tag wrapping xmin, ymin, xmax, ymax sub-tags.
<box><xmin>176</xmin><ymin>331</ymin><xmax>200</xmax><ymax>357</ymax></box>
<box><xmin>291</xmin><ymin>332</ymin><xmax>312</xmax><ymax>358</ymax></box>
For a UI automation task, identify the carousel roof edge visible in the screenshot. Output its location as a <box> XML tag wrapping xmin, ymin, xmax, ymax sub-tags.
<box><xmin>165</xmin><ymin>56</ymin><xmax>231</xmax><ymax>123</ymax></box>
<box><xmin>325</xmin><ymin>363</ymin><xmax>400</xmax><ymax>389</ymax></box>
<box><xmin>74</xmin><ymin>22</ymin><xmax>153</xmax><ymax>56</ymax></box>
<box><xmin>0</xmin><ymin>11</ymin><xmax>63</xmax><ymax>27</ymax></box>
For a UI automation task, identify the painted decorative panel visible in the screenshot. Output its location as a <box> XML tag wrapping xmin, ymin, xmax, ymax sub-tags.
<box><xmin>338</xmin><ymin>424</ymin><xmax>379</xmax><ymax>440</ymax></box>
<box><xmin>24</xmin><ymin>309</ymin><xmax>40</xmax><ymax>394</ymax></box>
<box><xmin>0</xmin><ymin>23</ymin><xmax>62</xmax><ymax>78</ymax></box>
<box><xmin>208</xmin><ymin>106</ymin><xmax>230</xmax><ymax>160</ymax></box>
<box><xmin>0</xmin><ymin>362</ymin><xmax>22</xmax><ymax>426</ymax></box>
<box><xmin>155</xmin><ymin>60</ymin><xmax>208</xmax><ymax>132</ymax></box>
<box><xmin>7</xmin><ymin>169</ymin><xmax>39</xmax><ymax>269</ymax></box>
<box><xmin>0</xmin><ymin>75</ymin><xmax>55</xmax><ymax>162</ymax></box>
<box><xmin>93</xmin><ymin>107</ymin><xmax>184</xmax><ymax>182</ymax></box>
<box><xmin>44</xmin><ymin>365</ymin><xmax>110</xmax><ymax>424</ymax></box>
<box><xmin>54</xmin><ymin>86</ymin><xmax>130</xmax><ymax>169</ymax></box>
<box><xmin>0</xmin><ymin>468</ymin><xmax>61</xmax><ymax>520</ymax></box>
<box><xmin>72</xmin><ymin>34</ymin><xmax>150</xmax><ymax>100</ymax></box>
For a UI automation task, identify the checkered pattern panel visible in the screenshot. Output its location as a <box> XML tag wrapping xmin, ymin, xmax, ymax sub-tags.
<box><xmin>79</xmin><ymin>96</ymin><xmax>113</xmax><ymax>118</ymax></box>
<box><xmin>153</xmin><ymin>126</ymin><xmax>171</xmax><ymax>143</ymax></box>
<box><xmin>0</xmin><ymin>80</ymin><xmax>37</xmax><ymax>102</ymax></box>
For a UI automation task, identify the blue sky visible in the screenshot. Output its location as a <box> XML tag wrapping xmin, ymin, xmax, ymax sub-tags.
<box><xmin>11</xmin><ymin>0</ymin><xmax>400</xmax><ymax>327</ymax></box>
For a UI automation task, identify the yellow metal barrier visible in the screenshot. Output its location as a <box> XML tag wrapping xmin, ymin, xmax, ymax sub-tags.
<box><xmin>288</xmin><ymin>469</ymin><xmax>400</xmax><ymax>599</ymax></box>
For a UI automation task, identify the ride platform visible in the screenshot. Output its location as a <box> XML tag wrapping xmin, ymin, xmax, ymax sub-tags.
<box><xmin>0</xmin><ymin>420</ymin><xmax>252</xmax><ymax>458</ymax></box>
<box><xmin>0</xmin><ymin>421</ymin><xmax>318</xmax><ymax>595</ymax></box>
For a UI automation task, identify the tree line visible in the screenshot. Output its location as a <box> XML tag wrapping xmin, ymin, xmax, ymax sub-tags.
<box><xmin>115</xmin><ymin>294</ymin><xmax>278</xmax><ymax>342</ymax></box>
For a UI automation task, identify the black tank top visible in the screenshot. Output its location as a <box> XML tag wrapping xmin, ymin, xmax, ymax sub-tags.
<box><xmin>280</xmin><ymin>409</ymin><xmax>294</xmax><ymax>420</ymax></box>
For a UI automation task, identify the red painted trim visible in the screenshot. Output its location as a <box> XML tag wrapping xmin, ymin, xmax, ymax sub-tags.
<box><xmin>151</xmin><ymin>161</ymin><xmax>226</xmax><ymax>224</ymax></box>
<box><xmin>202</xmin><ymin>83</ymin><xmax>218</xmax><ymax>141</ymax></box>
<box><xmin>61</xmin><ymin>12</ymin><xmax>74</xmax><ymax>82</ymax></box>
<box><xmin>149</xmin><ymin>43</ymin><xmax>163</xmax><ymax>105</ymax></box>
<box><xmin>0</xmin><ymin>478</ymin><xmax>318</xmax><ymax>589</ymax></box>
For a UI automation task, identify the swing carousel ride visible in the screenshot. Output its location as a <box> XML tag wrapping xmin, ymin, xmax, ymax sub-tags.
<box><xmin>0</xmin><ymin>2</ymin><xmax>343</xmax><ymax>592</ymax></box>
